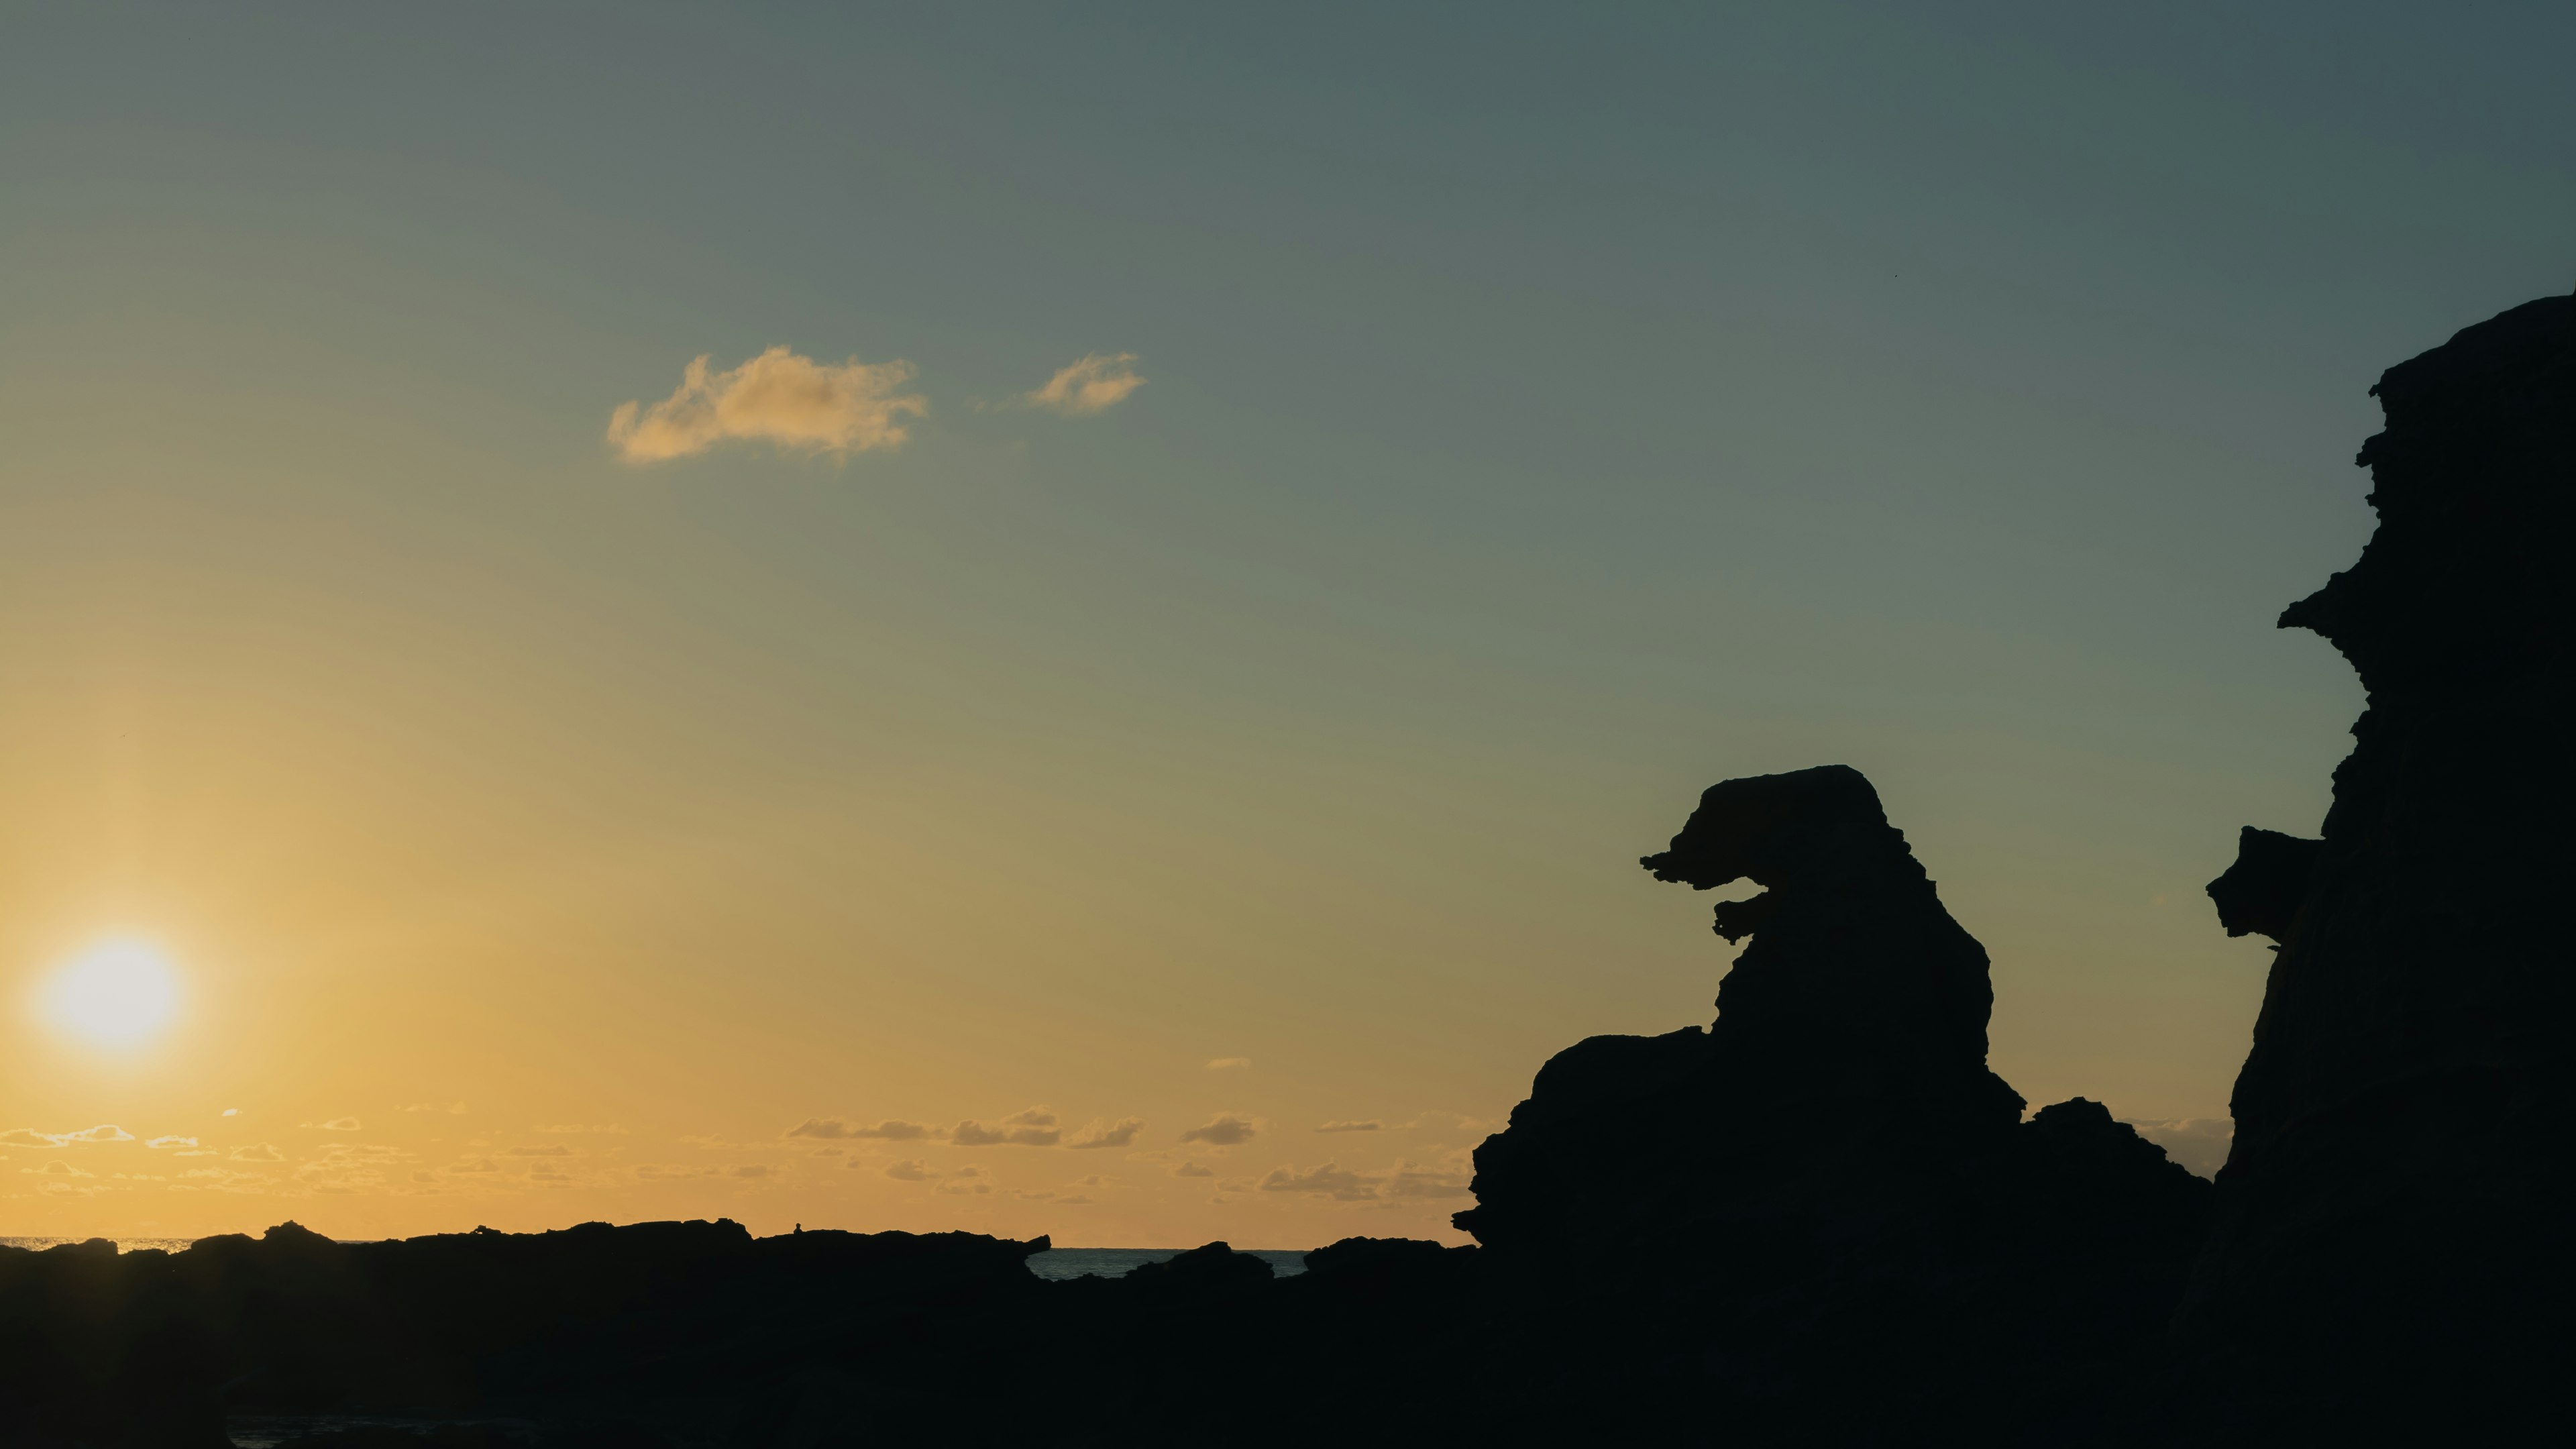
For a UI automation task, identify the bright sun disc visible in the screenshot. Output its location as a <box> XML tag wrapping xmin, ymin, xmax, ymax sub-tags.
<box><xmin>41</xmin><ymin>940</ymin><xmax>182</xmax><ymax>1046</ymax></box>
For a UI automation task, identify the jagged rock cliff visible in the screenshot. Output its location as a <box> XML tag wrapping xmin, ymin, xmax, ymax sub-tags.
<box><xmin>2180</xmin><ymin>295</ymin><xmax>2576</xmax><ymax>1436</ymax></box>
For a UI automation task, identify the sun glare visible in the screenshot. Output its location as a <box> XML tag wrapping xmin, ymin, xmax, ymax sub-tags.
<box><xmin>40</xmin><ymin>939</ymin><xmax>182</xmax><ymax>1048</ymax></box>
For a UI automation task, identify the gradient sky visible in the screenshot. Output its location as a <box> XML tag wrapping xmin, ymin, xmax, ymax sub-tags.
<box><xmin>3</xmin><ymin>3</ymin><xmax>2570</xmax><ymax>1246</ymax></box>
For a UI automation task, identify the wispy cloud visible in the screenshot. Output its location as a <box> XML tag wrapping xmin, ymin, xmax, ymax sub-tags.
<box><xmin>2</xmin><ymin>1124</ymin><xmax>139</xmax><ymax>1148</ymax></box>
<box><xmin>1179</xmin><ymin>1114</ymin><xmax>1259</xmax><ymax>1147</ymax></box>
<box><xmin>881</xmin><ymin>1159</ymin><xmax>932</xmax><ymax>1181</ymax></box>
<box><xmin>1065</xmin><ymin>1117</ymin><xmax>1145</xmax><ymax>1150</ymax></box>
<box><xmin>951</xmin><ymin>1107</ymin><xmax>1061</xmax><ymax>1148</ymax></box>
<box><xmin>1377</xmin><ymin>1159</ymin><xmax>1472</xmax><ymax>1199</ymax></box>
<box><xmin>2125</xmin><ymin>1116</ymin><xmax>2234</xmax><ymax>1179</ymax></box>
<box><xmin>1205</xmin><ymin>1057</ymin><xmax>1251</xmax><ymax>1071</ymax></box>
<box><xmin>303</xmin><ymin>1117</ymin><xmax>362</xmax><ymax>1132</ymax></box>
<box><xmin>786</xmin><ymin>1118</ymin><xmax>933</xmax><ymax>1142</ymax></box>
<box><xmin>231</xmin><ymin>1144</ymin><xmax>284</xmax><ymax>1163</ymax></box>
<box><xmin>608</xmin><ymin>347</ymin><xmax>926</xmax><ymax>463</ymax></box>
<box><xmin>1314</xmin><ymin>1120</ymin><xmax>1383</xmax><ymax>1133</ymax></box>
<box><xmin>146</xmin><ymin>1135</ymin><xmax>198</xmax><ymax>1149</ymax></box>
<box><xmin>1258</xmin><ymin>1162</ymin><xmax>1376</xmax><ymax>1199</ymax></box>
<box><xmin>176</xmin><ymin>1166</ymin><xmax>274</xmax><ymax>1193</ymax></box>
<box><xmin>1020</xmin><ymin>353</ymin><xmax>1145</xmax><ymax>417</ymax></box>
<box><xmin>399</xmin><ymin>1102</ymin><xmax>467</xmax><ymax>1116</ymax></box>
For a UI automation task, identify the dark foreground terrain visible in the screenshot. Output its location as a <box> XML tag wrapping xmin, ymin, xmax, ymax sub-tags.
<box><xmin>7</xmin><ymin>295</ymin><xmax>2569</xmax><ymax>1447</ymax></box>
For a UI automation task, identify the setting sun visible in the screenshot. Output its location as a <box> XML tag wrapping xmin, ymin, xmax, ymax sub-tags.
<box><xmin>38</xmin><ymin>939</ymin><xmax>181</xmax><ymax>1048</ymax></box>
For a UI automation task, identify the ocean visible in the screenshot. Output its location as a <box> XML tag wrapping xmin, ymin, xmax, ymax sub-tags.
<box><xmin>1026</xmin><ymin>1246</ymin><xmax>1308</xmax><ymax>1279</ymax></box>
<box><xmin>2</xmin><ymin>1237</ymin><xmax>1311</xmax><ymax>1279</ymax></box>
<box><xmin>0</xmin><ymin>1236</ymin><xmax>197</xmax><ymax>1254</ymax></box>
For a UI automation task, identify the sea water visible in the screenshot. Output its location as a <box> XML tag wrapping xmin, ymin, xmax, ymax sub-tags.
<box><xmin>0</xmin><ymin>1236</ymin><xmax>197</xmax><ymax>1254</ymax></box>
<box><xmin>1025</xmin><ymin>1246</ymin><xmax>1307</xmax><ymax>1279</ymax></box>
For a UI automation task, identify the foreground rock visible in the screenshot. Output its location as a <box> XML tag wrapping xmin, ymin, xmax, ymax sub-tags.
<box><xmin>1459</xmin><ymin>764</ymin><xmax>2209</xmax><ymax>1438</ymax></box>
<box><xmin>2178</xmin><ymin>294</ymin><xmax>2576</xmax><ymax>1439</ymax></box>
<box><xmin>0</xmin><ymin>1224</ymin><xmax>1499</xmax><ymax>1447</ymax></box>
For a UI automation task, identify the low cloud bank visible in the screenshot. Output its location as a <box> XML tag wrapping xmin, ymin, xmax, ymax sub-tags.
<box><xmin>2125</xmin><ymin>1117</ymin><xmax>2233</xmax><ymax>1179</ymax></box>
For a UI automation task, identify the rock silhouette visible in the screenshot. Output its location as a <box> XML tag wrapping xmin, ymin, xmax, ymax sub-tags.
<box><xmin>2176</xmin><ymin>294</ymin><xmax>2576</xmax><ymax>1439</ymax></box>
<box><xmin>1460</xmin><ymin>763</ymin><xmax>2208</xmax><ymax>1438</ymax></box>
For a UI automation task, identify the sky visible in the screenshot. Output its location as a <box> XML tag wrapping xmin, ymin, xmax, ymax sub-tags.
<box><xmin>1</xmin><ymin>2</ymin><xmax>2569</xmax><ymax>1246</ymax></box>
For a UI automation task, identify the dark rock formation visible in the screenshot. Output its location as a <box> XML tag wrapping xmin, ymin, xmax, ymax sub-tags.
<box><xmin>0</xmin><ymin>1221</ymin><xmax>1515</xmax><ymax>1448</ymax></box>
<box><xmin>1120</xmin><ymin>1238</ymin><xmax>1274</xmax><ymax>1289</ymax></box>
<box><xmin>2204</xmin><ymin>825</ymin><xmax>2322</xmax><ymax>943</ymax></box>
<box><xmin>1460</xmin><ymin>767</ymin><xmax>2029</xmax><ymax>1272</ymax></box>
<box><xmin>0</xmin><ymin>1218</ymin><xmax>1051</xmax><ymax>1447</ymax></box>
<box><xmin>1459</xmin><ymin>763</ymin><xmax>2208</xmax><ymax>1439</ymax></box>
<box><xmin>2177</xmin><ymin>295</ymin><xmax>2576</xmax><ymax>1438</ymax></box>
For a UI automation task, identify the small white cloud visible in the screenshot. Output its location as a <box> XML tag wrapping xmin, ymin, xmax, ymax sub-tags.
<box><xmin>1314</xmin><ymin>1120</ymin><xmax>1383</xmax><ymax>1134</ymax></box>
<box><xmin>231</xmin><ymin>1144</ymin><xmax>284</xmax><ymax>1163</ymax></box>
<box><xmin>398</xmin><ymin>1102</ymin><xmax>467</xmax><ymax>1116</ymax></box>
<box><xmin>1204</xmin><ymin>1057</ymin><xmax>1251</xmax><ymax>1071</ymax></box>
<box><xmin>221</xmin><ymin>1108</ymin><xmax>239</xmax><ymax>1117</ymax></box>
<box><xmin>303</xmin><ymin>1117</ymin><xmax>362</xmax><ymax>1132</ymax></box>
<box><xmin>1020</xmin><ymin>352</ymin><xmax>1145</xmax><ymax>417</ymax></box>
<box><xmin>62</xmin><ymin>1124</ymin><xmax>135</xmax><ymax>1144</ymax></box>
<box><xmin>146</xmin><ymin>1136</ymin><xmax>199</xmax><ymax>1149</ymax></box>
<box><xmin>607</xmin><ymin>347</ymin><xmax>926</xmax><ymax>463</ymax></box>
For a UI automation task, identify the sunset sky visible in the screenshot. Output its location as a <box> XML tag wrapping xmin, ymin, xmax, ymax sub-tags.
<box><xmin>3</xmin><ymin>4</ymin><xmax>2571</xmax><ymax>1246</ymax></box>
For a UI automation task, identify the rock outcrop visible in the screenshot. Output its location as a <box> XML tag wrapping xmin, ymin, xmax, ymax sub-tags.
<box><xmin>1458</xmin><ymin>765</ymin><xmax>2029</xmax><ymax>1273</ymax></box>
<box><xmin>2178</xmin><ymin>294</ymin><xmax>2576</xmax><ymax>1437</ymax></box>
<box><xmin>1459</xmin><ymin>764</ymin><xmax>2208</xmax><ymax>1437</ymax></box>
